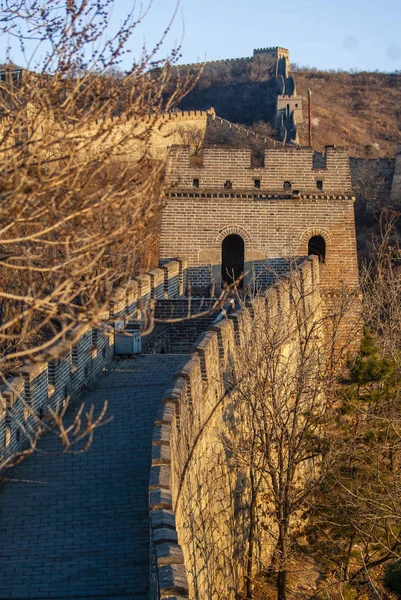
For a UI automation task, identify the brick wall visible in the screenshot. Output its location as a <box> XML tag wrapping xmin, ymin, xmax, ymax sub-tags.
<box><xmin>0</xmin><ymin>108</ymin><xmax>213</xmax><ymax>162</ymax></box>
<box><xmin>148</xmin><ymin>258</ymin><xmax>326</xmax><ymax>599</ymax></box>
<box><xmin>161</xmin><ymin>146</ymin><xmax>359</xmax><ymax>294</ymax></box>
<box><xmin>0</xmin><ymin>260</ymin><xmax>187</xmax><ymax>468</ymax></box>
<box><xmin>166</xmin><ymin>145</ymin><xmax>353</xmax><ymax>192</ymax></box>
<box><xmin>154</xmin><ymin>299</ymin><xmax>219</xmax><ymax>353</ymax></box>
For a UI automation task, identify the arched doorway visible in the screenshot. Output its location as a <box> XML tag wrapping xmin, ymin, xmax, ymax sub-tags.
<box><xmin>308</xmin><ymin>235</ymin><xmax>326</xmax><ymax>263</ymax></box>
<box><xmin>222</xmin><ymin>234</ymin><xmax>245</xmax><ymax>288</ymax></box>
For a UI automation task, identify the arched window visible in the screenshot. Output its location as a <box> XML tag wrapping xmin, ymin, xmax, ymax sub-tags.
<box><xmin>222</xmin><ymin>234</ymin><xmax>245</xmax><ymax>289</ymax></box>
<box><xmin>308</xmin><ymin>235</ymin><xmax>326</xmax><ymax>263</ymax></box>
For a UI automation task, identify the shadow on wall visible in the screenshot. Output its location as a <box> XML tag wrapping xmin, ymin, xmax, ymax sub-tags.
<box><xmin>183</xmin><ymin>258</ymin><xmax>302</xmax><ymax>297</ymax></box>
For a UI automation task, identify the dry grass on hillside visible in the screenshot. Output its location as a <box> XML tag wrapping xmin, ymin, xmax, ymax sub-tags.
<box><xmin>295</xmin><ymin>70</ymin><xmax>401</xmax><ymax>157</ymax></box>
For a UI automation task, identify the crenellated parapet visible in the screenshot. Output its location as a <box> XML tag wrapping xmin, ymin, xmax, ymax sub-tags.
<box><xmin>175</xmin><ymin>45</ymin><xmax>301</xmax><ymax>145</ymax></box>
<box><xmin>175</xmin><ymin>56</ymin><xmax>252</xmax><ymax>69</ymax></box>
<box><xmin>0</xmin><ymin>259</ymin><xmax>188</xmax><ymax>466</ymax></box>
<box><xmin>0</xmin><ymin>107</ymin><xmax>215</xmax><ymax>162</ymax></box>
<box><xmin>177</xmin><ymin>46</ymin><xmax>288</xmax><ymax>70</ymax></box>
<box><xmin>148</xmin><ymin>257</ymin><xmax>322</xmax><ymax>599</ymax></box>
<box><xmin>165</xmin><ymin>145</ymin><xmax>354</xmax><ymax>193</ymax></box>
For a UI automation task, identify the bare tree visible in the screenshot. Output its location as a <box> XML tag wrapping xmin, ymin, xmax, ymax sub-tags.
<box><xmin>220</xmin><ymin>262</ymin><xmax>357</xmax><ymax>600</ymax></box>
<box><xmin>0</xmin><ymin>0</ymin><xmax>195</xmax><ymax>464</ymax></box>
<box><xmin>176</xmin><ymin>123</ymin><xmax>205</xmax><ymax>154</ymax></box>
<box><xmin>290</xmin><ymin>218</ymin><xmax>401</xmax><ymax>599</ymax></box>
<box><xmin>0</xmin><ymin>0</ymin><xmax>195</xmax><ymax>375</ymax></box>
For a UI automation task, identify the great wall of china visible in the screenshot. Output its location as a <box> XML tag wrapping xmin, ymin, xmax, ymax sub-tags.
<box><xmin>0</xmin><ymin>253</ymin><xmax>326</xmax><ymax>599</ymax></box>
<box><xmin>1</xmin><ymin>45</ymin><xmax>401</xmax><ymax>600</ymax></box>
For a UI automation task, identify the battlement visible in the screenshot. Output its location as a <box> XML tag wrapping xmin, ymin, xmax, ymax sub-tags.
<box><xmin>176</xmin><ymin>56</ymin><xmax>252</xmax><ymax>69</ymax></box>
<box><xmin>70</xmin><ymin>108</ymin><xmax>215</xmax><ymax>129</ymax></box>
<box><xmin>0</xmin><ymin>107</ymin><xmax>214</xmax><ymax>128</ymax></box>
<box><xmin>149</xmin><ymin>257</ymin><xmax>321</xmax><ymax>598</ymax></box>
<box><xmin>166</xmin><ymin>145</ymin><xmax>353</xmax><ymax>194</ymax></box>
<box><xmin>278</xmin><ymin>94</ymin><xmax>300</xmax><ymax>100</ymax></box>
<box><xmin>176</xmin><ymin>46</ymin><xmax>287</xmax><ymax>70</ymax></box>
<box><xmin>0</xmin><ymin>259</ymin><xmax>187</xmax><ymax>463</ymax></box>
<box><xmin>254</xmin><ymin>46</ymin><xmax>289</xmax><ymax>57</ymax></box>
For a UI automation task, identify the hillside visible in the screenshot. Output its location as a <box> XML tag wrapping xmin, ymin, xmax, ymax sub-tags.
<box><xmin>295</xmin><ymin>69</ymin><xmax>401</xmax><ymax>157</ymax></box>
<box><xmin>179</xmin><ymin>62</ymin><xmax>401</xmax><ymax>157</ymax></box>
<box><xmin>177</xmin><ymin>54</ymin><xmax>279</xmax><ymax>126</ymax></box>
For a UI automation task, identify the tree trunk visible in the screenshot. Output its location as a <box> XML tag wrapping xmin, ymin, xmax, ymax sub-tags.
<box><xmin>276</xmin><ymin>521</ymin><xmax>289</xmax><ymax>600</ymax></box>
<box><xmin>246</xmin><ymin>462</ymin><xmax>257</xmax><ymax>599</ymax></box>
<box><xmin>277</xmin><ymin>568</ymin><xmax>288</xmax><ymax>600</ymax></box>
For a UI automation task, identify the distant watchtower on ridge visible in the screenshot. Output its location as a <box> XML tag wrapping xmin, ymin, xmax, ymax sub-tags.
<box><xmin>177</xmin><ymin>45</ymin><xmax>302</xmax><ymax>145</ymax></box>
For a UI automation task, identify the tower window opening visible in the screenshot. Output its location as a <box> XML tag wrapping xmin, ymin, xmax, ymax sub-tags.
<box><xmin>221</xmin><ymin>234</ymin><xmax>245</xmax><ymax>289</ymax></box>
<box><xmin>254</xmin><ymin>179</ymin><xmax>261</xmax><ymax>189</ymax></box>
<box><xmin>284</xmin><ymin>181</ymin><xmax>291</xmax><ymax>190</ymax></box>
<box><xmin>224</xmin><ymin>180</ymin><xmax>232</xmax><ymax>190</ymax></box>
<box><xmin>308</xmin><ymin>235</ymin><xmax>326</xmax><ymax>263</ymax></box>
<box><xmin>193</xmin><ymin>178</ymin><xmax>199</xmax><ymax>188</ymax></box>
<box><xmin>316</xmin><ymin>180</ymin><xmax>323</xmax><ymax>190</ymax></box>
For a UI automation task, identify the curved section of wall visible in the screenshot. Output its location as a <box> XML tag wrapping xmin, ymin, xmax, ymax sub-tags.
<box><xmin>274</xmin><ymin>53</ymin><xmax>302</xmax><ymax>144</ymax></box>
<box><xmin>0</xmin><ymin>259</ymin><xmax>187</xmax><ymax>470</ymax></box>
<box><xmin>149</xmin><ymin>257</ymin><xmax>322</xmax><ymax>599</ymax></box>
<box><xmin>210</xmin><ymin>114</ymin><xmax>281</xmax><ymax>147</ymax></box>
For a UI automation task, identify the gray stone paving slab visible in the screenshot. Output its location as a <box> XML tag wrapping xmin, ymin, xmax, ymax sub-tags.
<box><xmin>0</xmin><ymin>355</ymin><xmax>187</xmax><ymax>600</ymax></box>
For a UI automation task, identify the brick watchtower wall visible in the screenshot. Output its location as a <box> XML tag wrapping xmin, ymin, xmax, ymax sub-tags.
<box><xmin>160</xmin><ymin>145</ymin><xmax>359</xmax><ymax>296</ymax></box>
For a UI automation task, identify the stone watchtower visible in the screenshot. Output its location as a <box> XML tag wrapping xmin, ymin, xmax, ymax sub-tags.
<box><xmin>160</xmin><ymin>144</ymin><xmax>359</xmax><ymax>296</ymax></box>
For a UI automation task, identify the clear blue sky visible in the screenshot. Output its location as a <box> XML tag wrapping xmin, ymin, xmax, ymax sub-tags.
<box><xmin>4</xmin><ymin>0</ymin><xmax>401</xmax><ymax>72</ymax></box>
<box><xmin>109</xmin><ymin>0</ymin><xmax>401</xmax><ymax>72</ymax></box>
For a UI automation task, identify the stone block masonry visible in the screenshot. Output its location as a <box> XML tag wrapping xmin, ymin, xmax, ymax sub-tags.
<box><xmin>148</xmin><ymin>258</ymin><xmax>325</xmax><ymax>599</ymax></box>
<box><xmin>0</xmin><ymin>106</ymin><xmax>214</xmax><ymax>163</ymax></box>
<box><xmin>153</xmin><ymin>299</ymin><xmax>220</xmax><ymax>353</ymax></box>
<box><xmin>166</xmin><ymin>145</ymin><xmax>352</xmax><ymax>192</ymax></box>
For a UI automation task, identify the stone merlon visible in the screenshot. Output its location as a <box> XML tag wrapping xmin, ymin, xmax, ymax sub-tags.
<box><xmin>166</xmin><ymin>145</ymin><xmax>353</xmax><ymax>195</ymax></box>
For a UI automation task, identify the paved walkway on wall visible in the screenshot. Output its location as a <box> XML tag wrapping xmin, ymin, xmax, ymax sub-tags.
<box><xmin>0</xmin><ymin>355</ymin><xmax>187</xmax><ymax>600</ymax></box>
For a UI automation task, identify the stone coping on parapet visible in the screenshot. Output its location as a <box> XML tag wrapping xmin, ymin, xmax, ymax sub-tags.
<box><xmin>0</xmin><ymin>258</ymin><xmax>187</xmax><ymax>466</ymax></box>
<box><xmin>148</xmin><ymin>257</ymin><xmax>319</xmax><ymax>598</ymax></box>
<box><xmin>176</xmin><ymin>56</ymin><xmax>253</xmax><ymax>69</ymax></box>
<box><xmin>166</xmin><ymin>191</ymin><xmax>355</xmax><ymax>201</ymax></box>
<box><xmin>62</xmin><ymin>108</ymin><xmax>215</xmax><ymax>127</ymax></box>
<box><xmin>169</xmin><ymin>143</ymin><xmax>348</xmax><ymax>153</ymax></box>
<box><xmin>0</xmin><ymin>108</ymin><xmax>216</xmax><ymax>127</ymax></box>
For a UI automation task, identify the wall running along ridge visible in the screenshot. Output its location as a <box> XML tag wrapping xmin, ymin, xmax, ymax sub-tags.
<box><xmin>0</xmin><ymin>106</ymin><xmax>214</xmax><ymax>162</ymax></box>
<box><xmin>176</xmin><ymin>46</ymin><xmax>301</xmax><ymax>145</ymax></box>
<box><xmin>148</xmin><ymin>257</ymin><xmax>323</xmax><ymax>599</ymax></box>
